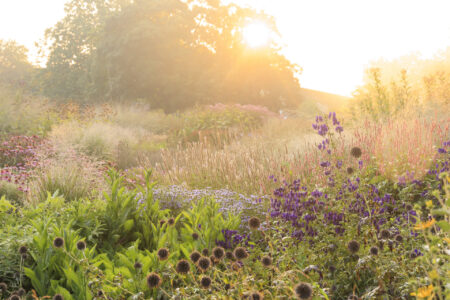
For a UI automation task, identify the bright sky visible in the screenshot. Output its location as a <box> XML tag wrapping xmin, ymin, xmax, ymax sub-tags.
<box><xmin>1</xmin><ymin>0</ymin><xmax>450</xmax><ymax>96</ymax></box>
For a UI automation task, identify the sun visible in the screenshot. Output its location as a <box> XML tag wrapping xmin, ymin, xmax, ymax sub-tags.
<box><xmin>242</xmin><ymin>22</ymin><xmax>271</xmax><ymax>48</ymax></box>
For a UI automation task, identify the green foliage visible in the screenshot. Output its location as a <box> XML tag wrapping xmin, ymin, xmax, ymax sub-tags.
<box><xmin>41</xmin><ymin>0</ymin><xmax>300</xmax><ymax>111</ymax></box>
<box><xmin>0</xmin><ymin>39</ymin><xmax>33</xmax><ymax>89</ymax></box>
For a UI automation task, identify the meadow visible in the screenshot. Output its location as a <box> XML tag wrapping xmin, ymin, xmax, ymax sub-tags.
<box><xmin>0</xmin><ymin>0</ymin><xmax>450</xmax><ymax>299</ymax></box>
<box><xmin>0</xmin><ymin>82</ymin><xmax>449</xmax><ymax>300</ymax></box>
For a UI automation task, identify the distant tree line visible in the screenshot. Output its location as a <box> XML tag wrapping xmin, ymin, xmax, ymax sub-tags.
<box><xmin>1</xmin><ymin>0</ymin><xmax>302</xmax><ymax>112</ymax></box>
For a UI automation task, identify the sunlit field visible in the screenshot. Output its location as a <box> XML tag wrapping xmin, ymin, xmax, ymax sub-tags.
<box><xmin>0</xmin><ymin>1</ymin><xmax>449</xmax><ymax>299</ymax></box>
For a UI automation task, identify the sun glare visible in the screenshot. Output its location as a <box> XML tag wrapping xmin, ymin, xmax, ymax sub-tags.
<box><xmin>242</xmin><ymin>22</ymin><xmax>271</xmax><ymax>48</ymax></box>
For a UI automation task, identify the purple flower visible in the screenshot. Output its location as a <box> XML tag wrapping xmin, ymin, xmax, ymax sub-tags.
<box><xmin>438</xmin><ymin>148</ymin><xmax>447</xmax><ymax>154</ymax></box>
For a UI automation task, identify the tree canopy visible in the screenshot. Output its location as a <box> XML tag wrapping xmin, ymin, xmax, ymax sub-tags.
<box><xmin>41</xmin><ymin>0</ymin><xmax>301</xmax><ymax>111</ymax></box>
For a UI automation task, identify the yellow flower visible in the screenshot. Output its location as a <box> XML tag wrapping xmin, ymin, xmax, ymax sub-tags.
<box><xmin>414</xmin><ymin>219</ymin><xmax>436</xmax><ymax>230</ymax></box>
<box><xmin>425</xmin><ymin>200</ymin><xmax>433</xmax><ymax>209</ymax></box>
<box><xmin>410</xmin><ymin>285</ymin><xmax>434</xmax><ymax>299</ymax></box>
<box><xmin>444</xmin><ymin>237</ymin><xmax>450</xmax><ymax>243</ymax></box>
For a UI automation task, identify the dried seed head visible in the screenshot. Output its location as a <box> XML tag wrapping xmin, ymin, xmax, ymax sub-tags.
<box><xmin>233</xmin><ymin>247</ymin><xmax>248</xmax><ymax>260</ymax></box>
<box><xmin>190</xmin><ymin>251</ymin><xmax>201</xmax><ymax>263</ymax></box>
<box><xmin>53</xmin><ymin>237</ymin><xmax>64</xmax><ymax>248</ymax></box>
<box><xmin>175</xmin><ymin>259</ymin><xmax>190</xmax><ymax>274</ymax></box>
<box><xmin>212</xmin><ymin>247</ymin><xmax>225</xmax><ymax>260</ymax></box>
<box><xmin>294</xmin><ymin>282</ymin><xmax>313</xmax><ymax>299</ymax></box>
<box><xmin>347</xmin><ymin>240</ymin><xmax>360</xmax><ymax>254</ymax></box>
<box><xmin>248</xmin><ymin>217</ymin><xmax>261</xmax><ymax>230</ymax></box>
<box><xmin>350</xmin><ymin>147</ymin><xmax>362</xmax><ymax>158</ymax></box>
<box><xmin>261</xmin><ymin>256</ymin><xmax>272</xmax><ymax>267</ymax></box>
<box><xmin>146</xmin><ymin>273</ymin><xmax>162</xmax><ymax>289</ymax></box>
<box><xmin>157</xmin><ymin>248</ymin><xmax>169</xmax><ymax>261</ymax></box>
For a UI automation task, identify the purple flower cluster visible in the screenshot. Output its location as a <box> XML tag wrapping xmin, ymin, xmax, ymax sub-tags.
<box><xmin>216</xmin><ymin>229</ymin><xmax>251</xmax><ymax>249</ymax></box>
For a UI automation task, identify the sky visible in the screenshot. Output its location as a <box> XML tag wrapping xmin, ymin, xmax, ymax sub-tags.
<box><xmin>1</xmin><ymin>0</ymin><xmax>450</xmax><ymax>96</ymax></box>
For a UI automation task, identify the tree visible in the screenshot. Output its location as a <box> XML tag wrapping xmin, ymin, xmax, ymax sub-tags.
<box><xmin>0</xmin><ymin>40</ymin><xmax>33</xmax><ymax>88</ymax></box>
<box><xmin>42</xmin><ymin>0</ymin><xmax>301</xmax><ymax>111</ymax></box>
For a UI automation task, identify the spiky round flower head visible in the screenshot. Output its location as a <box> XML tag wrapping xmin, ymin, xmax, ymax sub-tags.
<box><xmin>10</xmin><ymin>295</ymin><xmax>20</xmax><ymax>300</ymax></box>
<box><xmin>226</xmin><ymin>251</ymin><xmax>235</xmax><ymax>260</ymax></box>
<box><xmin>176</xmin><ymin>259</ymin><xmax>190</xmax><ymax>274</ymax></box>
<box><xmin>405</xmin><ymin>204</ymin><xmax>413</xmax><ymax>211</ymax></box>
<box><xmin>369</xmin><ymin>246</ymin><xmax>379</xmax><ymax>256</ymax></box>
<box><xmin>53</xmin><ymin>294</ymin><xmax>64</xmax><ymax>300</ymax></box>
<box><xmin>202</xmin><ymin>248</ymin><xmax>209</xmax><ymax>256</ymax></box>
<box><xmin>248</xmin><ymin>217</ymin><xmax>261</xmax><ymax>230</ymax></box>
<box><xmin>17</xmin><ymin>288</ymin><xmax>26</xmax><ymax>296</ymax></box>
<box><xmin>250</xmin><ymin>291</ymin><xmax>264</xmax><ymax>300</ymax></box>
<box><xmin>395</xmin><ymin>234</ymin><xmax>403</xmax><ymax>243</ymax></box>
<box><xmin>234</xmin><ymin>247</ymin><xmax>248</xmax><ymax>260</ymax></box>
<box><xmin>190</xmin><ymin>251</ymin><xmax>201</xmax><ymax>263</ymax></box>
<box><xmin>76</xmin><ymin>240</ymin><xmax>86</xmax><ymax>251</ymax></box>
<box><xmin>0</xmin><ymin>282</ymin><xmax>7</xmax><ymax>292</ymax></box>
<box><xmin>159</xmin><ymin>220</ymin><xmax>166</xmax><ymax>226</ymax></box>
<box><xmin>192</xmin><ymin>232</ymin><xmax>199</xmax><ymax>240</ymax></box>
<box><xmin>167</xmin><ymin>218</ymin><xmax>175</xmax><ymax>226</ymax></box>
<box><xmin>19</xmin><ymin>245</ymin><xmax>27</xmax><ymax>255</ymax></box>
<box><xmin>53</xmin><ymin>237</ymin><xmax>64</xmax><ymax>248</ymax></box>
<box><xmin>346</xmin><ymin>167</ymin><xmax>354</xmax><ymax>175</ymax></box>
<box><xmin>225</xmin><ymin>283</ymin><xmax>231</xmax><ymax>290</ymax></box>
<box><xmin>294</xmin><ymin>282</ymin><xmax>313</xmax><ymax>300</ymax></box>
<box><xmin>200</xmin><ymin>276</ymin><xmax>212</xmax><ymax>289</ymax></box>
<box><xmin>197</xmin><ymin>256</ymin><xmax>211</xmax><ymax>272</ymax></box>
<box><xmin>261</xmin><ymin>256</ymin><xmax>272</xmax><ymax>267</ymax></box>
<box><xmin>350</xmin><ymin>147</ymin><xmax>362</xmax><ymax>158</ymax></box>
<box><xmin>212</xmin><ymin>247</ymin><xmax>225</xmax><ymax>260</ymax></box>
<box><xmin>146</xmin><ymin>272</ymin><xmax>162</xmax><ymax>289</ymax></box>
<box><xmin>157</xmin><ymin>248</ymin><xmax>169</xmax><ymax>261</ymax></box>
<box><xmin>379</xmin><ymin>229</ymin><xmax>390</xmax><ymax>239</ymax></box>
<box><xmin>348</xmin><ymin>295</ymin><xmax>358</xmax><ymax>300</ymax></box>
<box><xmin>134</xmin><ymin>261</ymin><xmax>142</xmax><ymax>270</ymax></box>
<box><xmin>347</xmin><ymin>240</ymin><xmax>360</xmax><ymax>254</ymax></box>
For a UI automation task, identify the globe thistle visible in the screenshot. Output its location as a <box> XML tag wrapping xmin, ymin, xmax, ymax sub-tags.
<box><xmin>212</xmin><ymin>247</ymin><xmax>225</xmax><ymax>260</ymax></box>
<box><xmin>53</xmin><ymin>237</ymin><xmax>64</xmax><ymax>248</ymax></box>
<box><xmin>394</xmin><ymin>234</ymin><xmax>403</xmax><ymax>243</ymax></box>
<box><xmin>146</xmin><ymin>272</ymin><xmax>162</xmax><ymax>289</ymax></box>
<box><xmin>379</xmin><ymin>229</ymin><xmax>390</xmax><ymax>239</ymax></box>
<box><xmin>261</xmin><ymin>256</ymin><xmax>272</xmax><ymax>267</ymax></box>
<box><xmin>248</xmin><ymin>217</ymin><xmax>261</xmax><ymax>230</ymax></box>
<box><xmin>233</xmin><ymin>247</ymin><xmax>248</xmax><ymax>260</ymax></box>
<box><xmin>53</xmin><ymin>294</ymin><xmax>64</xmax><ymax>300</ymax></box>
<box><xmin>200</xmin><ymin>276</ymin><xmax>212</xmax><ymax>289</ymax></box>
<box><xmin>19</xmin><ymin>245</ymin><xmax>27</xmax><ymax>255</ymax></box>
<box><xmin>405</xmin><ymin>204</ymin><xmax>413</xmax><ymax>211</ymax></box>
<box><xmin>192</xmin><ymin>232</ymin><xmax>199</xmax><ymax>240</ymax></box>
<box><xmin>175</xmin><ymin>259</ymin><xmax>190</xmax><ymax>274</ymax></box>
<box><xmin>226</xmin><ymin>251</ymin><xmax>235</xmax><ymax>260</ymax></box>
<box><xmin>134</xmin><ymin>261</ymin><xmax>142</xmax><ymax>270</ymax></box>
<box><xmin>167</xmin><ymin>218</ymin><xmax>175</xmax><ymax>226</ymax></box>
<box><xmin>159</xmin><ymin>220</ymin><xmax>166</xmax><ymax>226</ymax></box>
<box><xmin>190</xmin><ymin>251</ymin><xmax>201</xmax><ymax>263</ymax></box>
<box><xmin>250</xmin><ymin>291</ymin><xmax>264</xmax><ymax>300</ymax></box>
<box><xmin>10</xmin><ymin>295</ymin><xmax>20</xmax><ymax>300</ymax></box>
<box><xmin>369</xmin><ymin>246</ymin><xmax>379</xmax><ymax>256</ymax></box>
<box><xmin>347</xmin><ymin>240</ymin><xmax>360</xmax><ymax>254</ymax></box>
<box><xmin>225</xmin><ymin>283</ymin><xmax>231</xmax><ymax>290</ymax></box>
<box><xmin>157</xmin><ymin>248</ymin><xmax>169</xmax><ymax>261</ymax></box>
<box><xmin>294</xmin><ymin>282</ymin><xmax>313</xmax><ymax>299</ymax></box>
<box><xmin>202</xmin><ymin>248</ymin><xmax>209</xmax><ymax>256</ymax></box>
<box><xmin>197</xmin><ymin>256</ymin><xmax>211</xmax><ymax>272</ymax></box>
<box><xmin>17</xmin><ymin>288</ymin><xmax>26</xmax><ymax>296</ymax></box>
<box><xmin>346</xmin><ymin>167</ymin><xmax>354</xmax><ymax>175</ymax></box>
<box><xmin>76</xmin><ymin>240</ymin><xmax>86</xmax><ymax>251</ymax></box>
<box><xmin>0</xmin><ymin>282</ymin><xmax>7</xmax><ymax>292</ymax></box>
<box><xmin>350</xmin><ymin>147</ymin><xmax>362</xmax><ymax>158</ymax></box>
